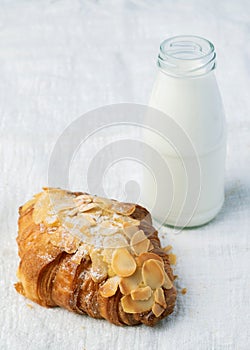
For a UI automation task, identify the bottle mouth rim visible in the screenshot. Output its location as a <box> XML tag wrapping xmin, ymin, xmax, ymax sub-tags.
<box><xmin>159</xmin><ymin>35</ymin><xmax>215</xmax><ymax>61</ymax></box>
<box><xmin>158</xmin><ymin>35</ymin><xmax>216</xmax><ymax>77</ymax></box>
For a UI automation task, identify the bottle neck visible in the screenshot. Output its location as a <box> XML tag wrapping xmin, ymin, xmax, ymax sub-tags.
<box><xmin>157</xmin><ymin>35</ymin><xmax>216</xmax><ymax>78</ymax></box>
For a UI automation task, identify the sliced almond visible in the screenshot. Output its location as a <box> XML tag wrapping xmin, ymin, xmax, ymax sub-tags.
<box><xmin>21</xmin><ymin>198</ymin><xmax>36</xmax><ymax>212</ymax></box>
<box><xmin>100</xmin><ymin>227</ymin><xmax>119</xmax><ymax>236</ymax></box>
<box><xmin>99</xmin><ymin>220</ymin><xmax>119</xmax><ymax>236</ymax></box>
<box><xmin>119</xmin><ymin>268</ymin><xmax>142</xmax><ymax>295</ymax></box>
<box><xmin>33</xmin><ymin>192</ymin><xmax>50</xmax><ymax>224</ymax></box>
<box><xmin>163</xmin><ymin>272</ymin><xmax>173</xmax><ymax>290</ymax></box>
<box><xmin>80</xmin><ymin>213</ymin><xmax>96</xmax><ymax>226</ymax></box>
<box><xmin>111</xmin><ymin>202</ymin><xmax>136</xmax><ymax>216</ymax></box>
<box><xmin>90</xmin><ymin>250</ymin><xmax>108</xmax><ymax>283</ymax></box>
<box><xmin>163</xmin><ymin>245</ymin><xmax>172</xmax><ymax>253</ymax></box>
<box><xmin>107</xmin><ymin>265</ymin><xmax>116</xmax><ymax>277</ymax></box>
<box><xmin>49</xmin><ymin>227</ymin><xmax>80</xmax><ymax>254</ymax></box>
<box><xmin>49</xmin><ymin>192</ymin><xmax>76</xmax><ymax>213</ymax></box>
<box><xmin>102</xmin><ymin>248</ymin><xmax>113</xmax><ymax>264</ymax></box>
<box><xmin>142</xmin><ymin>259</ymin><xmax>165</xmax><ymax>289</ymax></box>
<box><xmin>63</xmin><ymin>214</ymin><xmax>95</xmax><ymax>233</ymax></box>
<box><xmin>130</xmin><ymin>230</ymin><xmax>150</xmax><ymax>256</ymax></box>
<box><xmin>122</xmin><ymin>217</ymin><xmax>141</xmax><ymax>226</ymax></box>
<box><xmin>168</xmin><ymin>253</ymin><xmax>177</xmax><ymax>265</ymax></box>
<box><xmin>121</xmin><ymin>294</ymin><xmax>154</xmax><ymax>314</ymax></box>
<box><xmin>73</xmin><ymin>194</ymin><xmax>92</xmax><ymax>205</ymax></box>
<box><xmin>111</xmin><ymin>248</ymin><xmax>136</xmax><ymax>277</ymax></box>
<box><xmin>57</xmin><ymin>205</ymin><xmax>76</xmax><ymax>213</ymax></box>
<box><xmin>152</xmin><ymin>302</ymin><xmax>165</xmax><ymax>317</ymax></box>
<box><xmin>66</xmin><ymin>207</ymin><xmax>79</xmax><ymax>217</ymax></box>
<box><xmin>93</xmin><ymin>196</ymin><xmax>113</xmax><ymax>208</ymax></box>
<box><xmin>123</xmin><ymin>223</ymin><xmax>139</xmax><ymax>239</ymax></box>
<box><xmin>136</xmin><ymin>252</ymin><xmax>163</xmax><ymax>267</ymax></box>
<box><xmin>100</xmin><ymin>220</ymin><xmax>115</xmax><ymax>228</ymax></box>
<box><xmin>99</xmin><ymin>276</ymin><xmax>120</xmax><ymax>298</ymax></box>
<box><xmin>35</xmin><ymin>191</ymin><xmax>44</xmax><ymax>198</ymax></box>
<box><xmin>154</xmin><ymin>288</ymin><xmax>166</xmax><ymax>308</ymax></box>
<box><xmin>103</xmin><ymin>234</ymin><xmax>128</xmax><ymax>250</ymax></box>
<box><xmin>78</xmin><ymin>202</ymin><xmax>97</xmax><ymax>212</ymax></box>
<box><xmin>63</xmin><ymin>218</ymin><xmax>74</xmax><ymax>229</ymax></box>
<box><xmin>131</xmin><ymin>286</ymin><xmax>152</xmax><ymax>301</ymax></box>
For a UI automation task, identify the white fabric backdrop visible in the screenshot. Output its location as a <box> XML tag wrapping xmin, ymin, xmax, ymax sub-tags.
<box><xmin>0</xmin><ymin>1</ymin><xmax>249</xmax><ymax>349</ymax></box>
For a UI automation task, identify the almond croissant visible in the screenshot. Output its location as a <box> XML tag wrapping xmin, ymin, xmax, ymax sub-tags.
<box><xmin>15</xmin><ymin>188</ymin><xmax>177</xmax><ymax>326</ymax></box>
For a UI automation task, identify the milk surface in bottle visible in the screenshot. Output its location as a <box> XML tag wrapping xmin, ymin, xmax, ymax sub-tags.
<box><xmin>141</xmin><ymin>35</ymin><xmax>226</xmax><ymax>227</ymax></box>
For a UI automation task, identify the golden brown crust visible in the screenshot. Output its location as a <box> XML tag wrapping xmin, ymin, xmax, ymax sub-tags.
<box><xmin>15</xmin><ymin>188</ymin><xmax>177</xmax><ymax>326</ymax></box>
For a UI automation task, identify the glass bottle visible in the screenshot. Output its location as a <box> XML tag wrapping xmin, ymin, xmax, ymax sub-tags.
<box><xmin>142</xmin><ymin>35</ymin><xmax>226</xmax><ymax>227</ymax></box>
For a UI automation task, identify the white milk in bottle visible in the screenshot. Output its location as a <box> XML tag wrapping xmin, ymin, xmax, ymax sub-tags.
<box><xmin>141</xmin><ymin>36</ymin><xmax>226</xmax><ymax>227</ymax></box>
